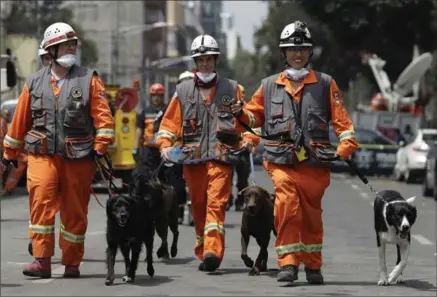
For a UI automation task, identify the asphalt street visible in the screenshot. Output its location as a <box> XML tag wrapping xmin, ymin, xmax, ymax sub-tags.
<box><xmin>1</xmin><ymin>168</ymin><xmax>436</xmax><ymax>296</ymax></box>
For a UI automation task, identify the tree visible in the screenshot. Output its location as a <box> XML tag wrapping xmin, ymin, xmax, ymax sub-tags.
<box><xmin>2</xmin><ymin>0</ymin><xmax>98</xmax><ymax>67</ymax></box>
<box><xmin>253</xmin><ymin>0</ymin><xmax>436</xmax><ymax>91</ymax></box>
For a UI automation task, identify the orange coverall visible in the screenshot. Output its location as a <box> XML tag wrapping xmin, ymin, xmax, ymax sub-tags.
<box><xmin>3</xmin><ymin>75</ymin><xmax>114</xmax><ymax>266</ymax></box>
<box><xmin>157</xmin><ymin>86</ymin><xmax>259</xmax><ymax>264</ymax></box>
<box><xmin>0</xmin><ymin>116</ymin><xmax>7</xmax><ymax>154</ymax></box>
<box><xmin>238</xmin><ymin>70</ymin><xmax>359</xmax><ymax>270</ymax></box>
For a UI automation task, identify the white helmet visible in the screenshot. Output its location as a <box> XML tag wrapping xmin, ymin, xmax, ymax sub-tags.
<box><xmin>38</xmin><ymin>40</ymin><xmax>48</xmax><ymax>56</ymax></box>
<box><xmin>190</xmin><ymin>34</ymin><xmax>220</xmax><ymax>58</ymax></box>
<box><xmin>279</xmin><ymin>21</ymin><xmax>313</xmax><ymax>48</ymax></box>
<box><xmin>178</xmin><ymin>71</ymin><xmax>195</xmax><ymax>83</ymax></box>
<box><xmin>42</xmin><ymin>22</ymin><xmax>78</xmax><ymax>50</ymax></box>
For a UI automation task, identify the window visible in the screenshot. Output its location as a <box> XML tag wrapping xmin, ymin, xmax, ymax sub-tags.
<box><xmin>422</xmin><ymin>133</ymin><xmax>437</xmax><ymax>145</ymax></box>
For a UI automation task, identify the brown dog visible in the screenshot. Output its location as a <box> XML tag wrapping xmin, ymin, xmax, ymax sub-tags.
<box><xmin>240</xmin><ymin>185</ymin><xmax>276</xmax><ymax>275</ymax></box>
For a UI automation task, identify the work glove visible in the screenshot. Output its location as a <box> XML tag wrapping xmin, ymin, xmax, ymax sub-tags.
<box><xmin>160</xmin><ymin>147</ymin><xmax>173</xmax><ymax>162</ymax></box>
<box><xmin>241</xmin><ymin>140</ymin><xmax>254</xmax><ymax>152</ymax></box>
<box><xmin>92</xmin><ymin>150</ymin><xmax>106</xmax><ymax>160</ymax></box>
<box><xmin>0</xmin><ymin>157</ymin><xmax>18</xmax><ymax>176</ymax></box>
<box><xmin>231</xmin><ymin>99</ymin><xmax>244</xmax><ymax>116</ymax></box>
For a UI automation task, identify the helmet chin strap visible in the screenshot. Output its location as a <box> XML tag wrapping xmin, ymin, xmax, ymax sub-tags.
<box><xmin>49</xmin><ymin>45</ymin><xmax>62</xmax><ymax>67</ymax></box>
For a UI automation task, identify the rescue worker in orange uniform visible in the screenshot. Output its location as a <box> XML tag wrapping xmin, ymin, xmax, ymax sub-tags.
<box><xmin>232</xmin><ymin>21</ymin><xmax>359</xmax><ymax>284</ymax></box>
<box><xmin>0</xmin><ymin>109</ymin><xmax>9</xmax><ymax>157</ymax></box>
<box><xmin>133</xmin><ymin>83</ymin><xmax>187</xmax><ymax>223</ymax></box>
<box><xmin>2</xmin><ymin>42</ymin><xmax>52</xmax><ymax>198</ymax></box>
<box><xmin>1</xmin><ymin>22</ymin><xmax>115</xmax><ymax>279</ymax></box>
<box><xmin>157</xmin><ymin>34</ymin><xmax>259</xmax><ymax>272</ymax></box>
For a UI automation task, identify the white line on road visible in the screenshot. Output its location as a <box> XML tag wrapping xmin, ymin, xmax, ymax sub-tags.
<box><xmin>360</xmin><ymin>192</ymin><xmax>369</xmax><ymax>200</ymax></box>
<box><xmin>87</xmin><ymin>230</ymin><xmax>105</xmax><ymax>236</ymax></box>
<box><xmin>351</xmin><ymin>184</ymin><xmax>360</xmax><ymax>191</ymax></box>
<box><xmin>412</xmin><ymin>234</ymin><xmax>434</xmax><ymax>245</ymax></box>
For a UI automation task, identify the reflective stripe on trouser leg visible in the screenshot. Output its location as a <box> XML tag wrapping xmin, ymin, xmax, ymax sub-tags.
<box><xmin>265</xmin><ymin>162</ymin><xmax>302</xmax><ymax>267</ymax></box>
<box><xmin>58</xmin><ymin>157</ymin><xmax>96</xmax><ymax>266</ymax></box>
<box><xmin>27</xmin><ymin>154</ymin><xmax>60</xmax><ymax>258</ymax></box>
<box><xmin>183</xmin><ymin>164</ymin><xmax>208</xmax><ymax>261</ymax></box>
<box><xmin>203</xmin><ymin>161</ymin><xmax>232</xmax><ymax>261</ymax></box>
<box><xmin>296</xmin><ymin>165</ymin><xmax>329</xmax><ymax>270</ymax></box>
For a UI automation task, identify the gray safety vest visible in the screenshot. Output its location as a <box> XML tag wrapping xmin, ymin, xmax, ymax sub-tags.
<box><xmin>176</xmin><ymin>77</ymin><xmax>240</xmax><ymax>164</ymax></box>
<box><xmin>24</xmin><ymin>65</ymin><xmax>96</xmax><ymax>159</ymax></box>
<box><xmin>261</xmin><ymin>71</ymin><xmax>332</xmax><ymax>166</ymax></box>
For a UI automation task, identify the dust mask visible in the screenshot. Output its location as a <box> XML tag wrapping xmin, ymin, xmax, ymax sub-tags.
<box><xmin>196</xmin><ymin>72</ymin><xmax>217</xmax><ymax>83</ymax></box>
<box><xmin>284</xmin><ymin>67</ymin><xmax>309</xmax><ymax>81</ymax></box>
<box><xmin>56</xmin><ymin>54</ymin><xmax>76</xmax><ymax>68</ymax></box>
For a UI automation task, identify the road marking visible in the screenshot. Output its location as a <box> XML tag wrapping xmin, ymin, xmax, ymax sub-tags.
<box><xmin>5</xmin><ymin>262</ymin><xmax>30</xmax><ymax>266</ymax></box>
<box><xmin>32</xmin><ymin>262</ymin><xmax>84</xmax><ymax>284</ymax></box>
<box><xmin>87</xmin><ymin>230</ymin><xmax>105</xmax><ymax>236</ymax></box>
<box><xmin>412</xmin><ymin>234</ymin><xmax>434</xmax><ymax>245</ymax></box>
<box><xmin>351</xmin><ymin>184</ymin><xmax>360</xmax><ymax>191</ymax></box>
<box><xmin>360</xmin><ymin>192</ymin><xmax>369</xmax><ymax>200</ymax></box>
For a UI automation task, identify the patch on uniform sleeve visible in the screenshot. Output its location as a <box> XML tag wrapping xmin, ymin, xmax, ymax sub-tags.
<box><xmin>221</xmin><ymin>95</ymin><xmax>233</xmax><ymax>106</ymax></box>
<box><xmin>70</xmin><ymin>86</ymin><xmax>83</xmax><ymax>99</ymax></box>
<box><xmin>333</xmin><ymin>91</ymin><xmax>343</xmax><ymax>105</ymax></box>
<box><xmin>99</xmin><ymin>90</ymin><xmax>108</xmax><ymax>100</ymax></box>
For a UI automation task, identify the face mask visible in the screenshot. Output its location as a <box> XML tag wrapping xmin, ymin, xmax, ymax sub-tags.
<box><xmin>196</xmin><ymin>72</ymin><xmax>217</xmax><ymax>83</ymax></box>
<box><xmin>56</xmin><ymin>54</ymin><xmax>76</xmax><ymax>68</ymax></box>
<box><xmin>284</xmin><ymin>67</ymin><xmax>310</xmax><ymax>81</ymax></box>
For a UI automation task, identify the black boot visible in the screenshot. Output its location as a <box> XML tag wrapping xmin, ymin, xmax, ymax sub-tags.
<box><xmin>202</xmin><ymin>253</ymin><xmax>220</xmax><ymax>272</ymax></box>
<box><xmin>305</xmin><ymin>267</ymin><xmax>324</xmax><ymax>284</ymax></box>
<box><xmin>277</xmin><ymin>265</ymin><xmax>298</xmax><ymax>282</ymax></box>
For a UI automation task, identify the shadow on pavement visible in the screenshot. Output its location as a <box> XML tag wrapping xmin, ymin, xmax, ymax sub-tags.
<box><xmin>399</xmin><ymin>279</ymin><xmax>437</xmax><ymax>292</ymax></box>
<box><xmin>1</xmin><ymin>283</ymin><xmax>22</xmax><ymax>288</ymax></box>
<box><xmin>160</xmin><ymin>256</ymin><xmax>195</xmax><ymax>265</ymax></box>
<box><xmin>79</xmin><ymin>273</ymin><xmax>174</xmax><ymax>287</ymax></box>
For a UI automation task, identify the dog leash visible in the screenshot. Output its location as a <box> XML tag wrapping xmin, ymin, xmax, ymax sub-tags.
<box><xmin>249</xmin><ymin>153</ymin><xmax>256</xmax><ymax>186</ymax></box>
<box><xmin>344</xmin><ymin>159</ymin><xmax>378</xmax><ymax>195</ymax></box>
<box><xmin>162</xmin><ymin>147</ymin><xmax>246</xmax><ymax>166</ymax></box>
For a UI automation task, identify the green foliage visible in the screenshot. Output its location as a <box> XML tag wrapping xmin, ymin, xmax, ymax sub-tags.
<box><xmin>250</xmin><ymin>0</ymin><xmax>436</xmax><ymax>91</ymax></box>
<box><xmin>2</xmin><ymin>0</ymin><xmax>98</xmax><ymax>67</ymax></box>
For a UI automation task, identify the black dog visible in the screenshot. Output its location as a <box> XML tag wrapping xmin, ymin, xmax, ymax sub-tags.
<box><xmin>104</xmin><ymin>171</ymin><xmax>156</xmax><ymax>286</ymax></box>
<box><xmin>374</xmin><ymin>190</ymin><xmax>417</xmax><ymax>286</ymax></box>
<box><xmin>148</xmin><ymin>178</ymin><xmax>180</xmax><ymax>260</ymax></box>
<box><xmin>239</xmin><ymin>185</ymin><xmax>276</xmax><ymax>275</ymax></box>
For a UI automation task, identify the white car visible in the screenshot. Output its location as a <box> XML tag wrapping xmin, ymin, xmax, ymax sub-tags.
<box><xmin>394</xmin><ymin>129</ymin><xmax>437</xmax><ymax>183</ymax></box>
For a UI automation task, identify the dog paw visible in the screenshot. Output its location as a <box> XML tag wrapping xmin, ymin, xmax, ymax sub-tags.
<box><xmin>248</xmin><ymin>266</ymin><xmax>260</xmax><ymax>276</ymax></box>
<box><xmin>122</xmin><ymin>275</ymin><xmax>134</xmax><ymax>283</ymax></box>
<box><xmin>241</xmin><ymin>255</ymin><xmax>254</xmax><ymax>268</ymax></box>
<box><xmin>157</xmin><ymin>248</ymin><xmax>170</xmax><ymax>259</ymax></box>
<box><xmin>259</xmin><ymin>263</ymin><xmax>267</xmax><ymax>272</ymax></box>
<box><xmin>147</xmin><ymin>265</ymin><xmax>155</xmax><ymax>278</ymax></box>
<box><xmin>395</xmin><ymin>276</ymin><xmax>404</xmax><ymax>284</ymax></box>
<box><xmin>105</xmin><ymin>277</ymin><xmax>114</xmax><ymax>286</ymax></box>
<box><xmin>377</xmin><ymin>278</ymin><xmax>389</xmax><ymax>286</ymax></box>
<box><xmin>170</xmin><ymin>246</ymin><xmax>178</xmax><ymax>258</ymax></box>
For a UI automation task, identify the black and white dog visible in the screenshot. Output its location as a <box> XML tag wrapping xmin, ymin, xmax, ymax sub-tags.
<box><xmin>373</xmin><ymin>190</ymin><xmax>417</xmax><ymax>286</ymax></box>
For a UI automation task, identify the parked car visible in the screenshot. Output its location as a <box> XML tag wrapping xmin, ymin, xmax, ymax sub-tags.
<box><xmin>422</xmin><ymin>145</ymin><xmax>437</xmax><ymax>199</ymax></box>
<box><xmin>394</xmin><ymin>128</ymin><xmax>437</xmax><ymax>183</ymax></box>
<box><xmin>330</xmin><ymin>127</ymin><xmax>399</xmax><ymax>176</ymax></box>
